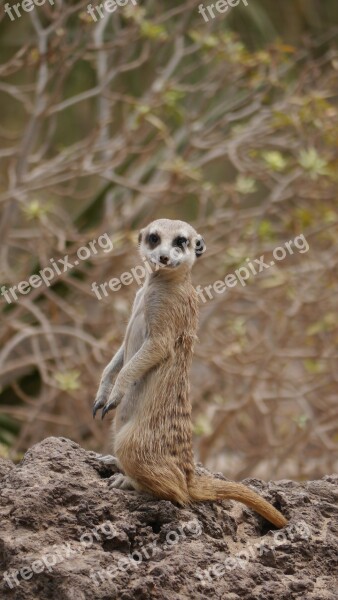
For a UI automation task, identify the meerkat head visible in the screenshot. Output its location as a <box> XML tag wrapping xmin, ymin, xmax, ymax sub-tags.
<box><xmin>138</xmin><ymin>219</ymin><xmax>206</xmax><ymax>271</ymax></box>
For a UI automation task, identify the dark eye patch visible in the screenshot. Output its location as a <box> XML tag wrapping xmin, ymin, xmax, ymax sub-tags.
<box><xmin>146</xmin><ymin>232</ymin><xmax>161</xmax><ymax>248</ymax></box>
<box><xmin>173</xmin><ymin>236</ymin><xmax>189</xmax><ymax>250</ymax></box>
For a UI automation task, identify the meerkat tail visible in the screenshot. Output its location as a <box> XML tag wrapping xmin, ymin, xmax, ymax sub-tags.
<box><xmin>189</xmin><ymin>476</ymin><xmax>287</xmax><ymax>529</ymax></box>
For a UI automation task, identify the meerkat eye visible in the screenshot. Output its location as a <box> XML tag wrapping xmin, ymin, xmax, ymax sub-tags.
<box><xmin>173</xmin><ymin>236</ymin><xmax>189</xmax><ymax>249</ymax></box>
<box><xmin>147</xmin><ymin>233</ymin><xmax>160</xmax><ymax>246</ymax></box>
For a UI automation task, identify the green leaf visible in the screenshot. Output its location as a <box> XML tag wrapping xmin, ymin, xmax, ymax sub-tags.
<box><xmin>161</xmin><ymin>158</ymin><xmax>202</xmax><ymax>181</ymax></box>
<box><xmin>162</xmin><ymin>89</ymin><xmax>186</xmax><ymax>108</ymax></box>
<box><xmin>189</xmin><ymin>31</ymin><xmax>219</xmax><ymax>49</ymax></box>
<box><xmin>262</xmin><ymin>151</ymin><xmax>288</xmax><ymax>171</ymax></box>
<box><xmin>298</xmin><ymin>148</ymin><xmax>328</xmax><ymax>180</ymax></box>
<box><xmin>235</xmin><ymin>175</ymin><xmax>257</xmax><ymax>194</ymax></box>
<box><xmin>258</xmin><ymin>220</ymin><xmax>275</xmax><ymax>240</ymax></box>
<box><xmin>303</xmin><ymin>359</ymin><xmax>325</xmax><ymax>374</ymax></box>
<box><xmin>140</xmin><ymin>21</ymin><xmax>168</xmax><ymax>41</ymax></box>
<box><xmin>306</xmin><ymin>313</ymin><xmax>337</xmax><ymax>336</ymax></box>
<box><xmin>54</xmin><ymin>370</ymin><xmax>81</xmax><ymax>391</ymax></box>
<box><xmin>231</xmin><ymin>317</ymin><xmax>246</xmax><ymax>336</ymax></box>
<box><xmin>295</xmin><ymin>208</ymin><xmax>313</xmax><ymax>228</ymax></box>
<box><xmin>193</xmin><ymin>416</ymin><xmax>212</xmax><ymax>436</ymax></box>
<box><xmin>292</xmin><ymin>414</ymin><xmax>309</xmax><ymax>429</ymax></box>
<box><xmin>22</xmin><ymin>200</ymin><xmax>49</xmax><ymax>221</ymax></box>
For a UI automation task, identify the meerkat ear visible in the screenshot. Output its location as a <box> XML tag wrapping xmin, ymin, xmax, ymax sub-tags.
<box><xmin>195</xmin><ymin>235</ymin><xmax>206</xmax><ymax>257</ymax></box>
<box><xmin>138</xmin><ymin>229</ymin><xmax>144</xmax><ymax>245</ymax></box>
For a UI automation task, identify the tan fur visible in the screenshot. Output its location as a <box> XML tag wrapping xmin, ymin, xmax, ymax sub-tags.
<box><xmin>93</xmin><ymin>219</ymin><xmax>287</xmax><ymax>529</ymax></box>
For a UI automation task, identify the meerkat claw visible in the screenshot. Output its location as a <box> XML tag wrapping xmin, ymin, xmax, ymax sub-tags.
<box><xmin>92</xmin><ymin>398</ymin><xmax>105</xmax><ymax>419</ymax></box>
<box><xmin>101</xmin><ymin>388</ymin><xmax>124</xmax><ymax>419</ymax></box>
<box><xmin>101</xmin><ymin>401</ymin><xmax>117</xmax><ymax>420</ymax></box>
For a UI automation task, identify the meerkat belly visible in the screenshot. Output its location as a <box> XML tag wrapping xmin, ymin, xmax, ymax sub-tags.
<box><xmin>114</xmin><ymin>378</ymin><xmax>146</xmax><ymax>428</ymax></box>
<box><xmin>114</xmin><ymin>353</ymin><xmax>169</xmax><ymax>430</ymax></box>
<box><xmin>115</xmin><ymin>355</ymin><xmax>191</xmax><ymax>449</ymax></box>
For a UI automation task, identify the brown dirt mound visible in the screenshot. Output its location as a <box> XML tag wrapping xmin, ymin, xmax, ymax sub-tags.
<box><xmin>0</xmin><ymin>437</ymin><xmax>337</xmax><ymax>600</ymax></box>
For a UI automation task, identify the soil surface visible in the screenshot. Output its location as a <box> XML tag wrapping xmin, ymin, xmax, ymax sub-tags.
<box><xmin>0</xmin><ymin>437</ymin><xmax>337</xmax><ymax>600</ymax></box>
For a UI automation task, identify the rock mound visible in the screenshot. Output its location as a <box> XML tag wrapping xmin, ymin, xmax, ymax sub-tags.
<box><xmin>0</xmin><ymin>437</ymin><xmax>337</xmax><ymax>599</ymax></box>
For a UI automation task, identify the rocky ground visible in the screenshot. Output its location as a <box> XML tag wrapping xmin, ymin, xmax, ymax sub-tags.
<box><xmin>0</xmin><ymin>437</ymin><xmax>337</xmax><ymax>600</ymax></box>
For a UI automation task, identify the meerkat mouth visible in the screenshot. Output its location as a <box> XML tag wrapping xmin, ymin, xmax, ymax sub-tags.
<box><xmin>149</xmin><ymin>258</ymin><xmax>182</xmax><ymax>269</ymax></box>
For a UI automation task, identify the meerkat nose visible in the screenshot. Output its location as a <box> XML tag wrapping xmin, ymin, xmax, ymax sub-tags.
<box><xmin>159</xmin><ymin>255</ymin><xmax>169</xmax><ymax>265</ymax></box>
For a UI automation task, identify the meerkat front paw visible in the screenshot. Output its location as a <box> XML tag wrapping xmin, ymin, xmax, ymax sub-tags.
<box><xmin>101</xmin><ymin>386</ymin><xmax>125</xmax><ymax>419</ymax></box>
<box><xmin>93</xmin><ymin>384</ymin><xmax>112</xmax><ymax>418</ymax></box>
<box><xmin>92</xmin><ymin>395</ymin><xmax>105</xmax><ymax>419</ymax></box>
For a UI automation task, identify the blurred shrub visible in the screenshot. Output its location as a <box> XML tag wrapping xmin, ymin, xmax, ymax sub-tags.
<box><xmin>0</xmin><ymin>0</ymin><xmax>337</xmax><ymax>479</ymax></box>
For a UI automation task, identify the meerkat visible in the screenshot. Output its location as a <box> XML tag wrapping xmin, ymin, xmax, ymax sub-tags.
<box><xmin>93</xmin><ymin>218</ymin><xmax>287</xmax><ymax>529</ymax></box>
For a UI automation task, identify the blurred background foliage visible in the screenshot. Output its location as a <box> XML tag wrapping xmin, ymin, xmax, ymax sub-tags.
<box><xmin>0</xmin><ymin>0</ymin><xmax>337</xmax><ymax>480</ymax></box>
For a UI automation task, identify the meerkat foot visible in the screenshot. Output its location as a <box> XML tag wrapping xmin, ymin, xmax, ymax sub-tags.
<box><xmin>89</xmin><ymin>452</ymin><xmax>122</xmax><ymax>468</ymax></box>
<box><xmin>87</xmin><ymin>451</ymin><xmax>104</xmax><ymax>460</ymax></box>
<box><xmin>87</xmin><ymin>452</ymin><xmax>122</xmax><ymax>473</ymax></box>
<box><xmin>98</xmin><ymin>455</ymin><xmax>120</xmax><ymax>467</ymax></box>
<box><xmin>108</xmin><ymin>473</ymin><xmax>135</xmax><ymax>490</ymax></box>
